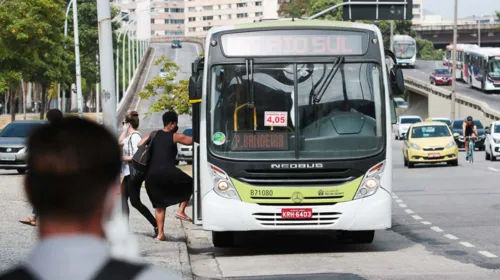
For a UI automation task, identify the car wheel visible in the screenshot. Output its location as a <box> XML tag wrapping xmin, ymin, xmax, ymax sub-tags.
<box><xmin>408</xmin><ymin>161</ymin><xmax>414</xmax><ymax>168</ymax></box>
<box><xmin>449</xmin><ymin>159</ymin><xmax>458</xmax><ymax>166</ymax></box>
<box><xmin>339</xmin><ymin>230</ymin><xmax>375</xmax><ymax>244</ymax></box>
<box><xmin>486</xmin><ymin>149</ymin><xmax>491</xmax><ymax>160</ymax></box>
<box><xmin>403</xmin><ymin>156</ymin><xmax>408</xmax><ymax>167</ymax></box>
<box><xmin>175</xmin><ymin>160</ymin><xmax>180</xmax><ymax>165</ymax></box>
<box><xmin>17</xmin><ymin>169</ymin><xmax>27</xmax><ymax>174</ymax></box>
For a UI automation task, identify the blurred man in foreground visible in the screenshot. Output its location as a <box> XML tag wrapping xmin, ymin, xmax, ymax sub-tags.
<box><xmin>0</xmin><ymin>117</ymin><xmax>180</xmax><ymax>280</ymax></box>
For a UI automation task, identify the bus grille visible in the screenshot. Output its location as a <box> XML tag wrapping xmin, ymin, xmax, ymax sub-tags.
<box><xmin>237</xmin><ymin>168</ymin><xmax>357</xmax><ymax>186</ymax></box>
<box><xmin>252</xmin><ymin>212</ymin><xmax>341</xmax><ymax>227</ymax></box>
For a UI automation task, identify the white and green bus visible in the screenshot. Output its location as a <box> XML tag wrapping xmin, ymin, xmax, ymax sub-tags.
<box><xmin>188</xmin><ymin>19</ymin><xmax>405</xmax><ymax>247</ymax></box>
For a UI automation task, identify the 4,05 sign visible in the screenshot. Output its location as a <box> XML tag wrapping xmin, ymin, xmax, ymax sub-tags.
<box><xmin>264</xmin><ymin>111</ymin><xmax>287</xmax><ymax>127</ymax></box>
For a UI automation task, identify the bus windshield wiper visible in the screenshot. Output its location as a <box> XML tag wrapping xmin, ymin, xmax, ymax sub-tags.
<box><xmin>245</xmin><ymin>59</ymin><xmax>255</xmax><ymax>106</ymax></box>
<box><xmin>312</xmin><ymin>56</ymin><xmax>345</xmax><ymax>104</ymax></box>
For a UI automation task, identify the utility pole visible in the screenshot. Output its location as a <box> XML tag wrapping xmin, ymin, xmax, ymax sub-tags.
<box><xmin>478</xmin><ymin>19</ymin><xmax>481</xmax><ymax>47</ymax></box>
<box><xmin>450</xmin><ymin>0</ymin><xmax>458</xmax><ymax>120</ymax></box>
<box><xmin>73</xmin><ymin>0</ymin><xmax>83</xmax><ymax>119</ymax></box>
<box><xmin>390</xmin><ymin>21</ymin><xmax>394</xmax><ymax>52</ymax></box>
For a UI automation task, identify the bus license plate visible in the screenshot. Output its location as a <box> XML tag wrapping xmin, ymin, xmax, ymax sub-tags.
<box><xmin>428</xmin><ymin>153</ymin><xmax>440</xmax><ymax>158</ymax></box>
<box><xmin>281</xmin><ymin>208</ymin><xmax>313</xmax><ymax>219</ymax></box>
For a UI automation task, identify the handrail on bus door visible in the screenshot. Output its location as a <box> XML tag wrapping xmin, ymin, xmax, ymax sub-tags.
<box><xmin>233</xmin><ymin>103</ymin><xmax>257</xmax><ymax>132</ymax></box>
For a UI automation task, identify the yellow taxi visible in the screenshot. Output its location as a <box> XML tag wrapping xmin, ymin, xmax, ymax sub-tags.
<box><xmin>402</xmin><ymin>122</ymin><xmax>458</xmax><ymax>168</ymax></box>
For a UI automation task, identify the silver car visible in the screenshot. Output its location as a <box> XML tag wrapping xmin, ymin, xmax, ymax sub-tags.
<box><xmin>176</xmin><ymin>127</ymin><xmax>192</xmax><ymax>165</ymax></box>
<box><xmin>0</xmin><ymin>120</ymin><xmax>45</xmax><ymax>173</ymax></box>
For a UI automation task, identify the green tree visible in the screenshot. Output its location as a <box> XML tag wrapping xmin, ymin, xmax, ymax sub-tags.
<box><xmin>0</xmin><ymin>0</ymin><xmax>71</xmax><ymax>119</ymax></box>
<box><xmin>138</xmin><ymin>56</ymin><xmax>190</xmax><ymax>116</ymax></box>
<box><xmin>277</xmin><ymin>0</ymin><xmax>342</xmax><ymax>20</ymax></box>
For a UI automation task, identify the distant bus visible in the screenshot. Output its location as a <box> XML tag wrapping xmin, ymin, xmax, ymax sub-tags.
<box><xmin>464</xmin><ymin>47</ymin><xmax>500</xmax><ymax>92</ymax></box>
<box><xmin>393</xmin><ymin>35</ymin><xmax>417</xmax><ymax>68</ymax></box>
<box><xmin>443</xmin><ymin>44</ymin><xmax>479</xmax><ymax>81</ymax></box>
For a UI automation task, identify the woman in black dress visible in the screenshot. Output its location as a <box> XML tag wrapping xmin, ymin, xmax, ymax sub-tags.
<box><xmin>138</xmin><ymin>111</ymin><xmax>193</xmax><ymax>241</ymax></box>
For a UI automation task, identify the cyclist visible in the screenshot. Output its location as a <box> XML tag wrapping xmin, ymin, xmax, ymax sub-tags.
<box><xmin>462</xmin><ymin>116</ymin><xmax>478</xmax><ymax>160</ymax></box>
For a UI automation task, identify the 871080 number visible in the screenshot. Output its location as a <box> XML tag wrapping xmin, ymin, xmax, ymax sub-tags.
<box><xmin>250</xmin><ymin>190</ymin><xmax>273</xmax><ymax>197</ymax></box>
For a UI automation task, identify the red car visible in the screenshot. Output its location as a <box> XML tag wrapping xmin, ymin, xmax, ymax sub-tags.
<box><xmin>429</xmin><ymin>69</ymin><xmax>453</xmax><ymax>85</ymax></box>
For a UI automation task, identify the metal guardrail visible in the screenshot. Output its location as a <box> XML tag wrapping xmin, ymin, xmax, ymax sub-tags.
<box><xmin>412</xmin><ymin>23</ymin><xmax>500</xmax><ymax>31</ymax></box>
<box><xmin>150</xmin><ymin>36</ymin><xmax>205</xmax><ymax>49</ymax></box>
<box><xmin>404</xmin><ymin>76</ymin><xmax>500</xmax><ymax>121</ymax></box>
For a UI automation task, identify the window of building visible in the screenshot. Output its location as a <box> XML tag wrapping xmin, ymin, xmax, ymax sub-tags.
<box><xmin>171</xmin><ymin>19</ymin><xmax>185</xmax><ymax>24</ymax></box>
<box><xmin>188</xmin><ymin>17</ymin><xmax>196</xmax><ymax>22</ymax></box>
<box><xmin>255</xmin><ymin>1</ymin><xmax>262</xmax><ymax>6</ymax></box>
<box><xmin>170</xmin><ymin>8</ymin><xmax>184</xmax><ymax>13</ymax></box>
<box><xmin>203</xmin><ymin>5</ymin><xmax>213</xmax><ymax>11</ymax></box>
<box><xmin>188</xmin><ymin>7</ymin><xmax>196</xmax><ymax>12</ymax></box>
<box><xmin>237</xmin><ymin>3</ymin><xmax>248</xmax><ymax>8</ymax></box>
<box><xmin>413</xmin><ymin>4</ymin><xmax>420</xmax><ymax>8</ymax></box>
<box><xmin>151</xmin><ymin>19</ymin><xmax>155</xmax><ymax>24</ymax></box>
<box><xmin>203</xmin><ymin>16</ymin><xmax>213</xmax><ymax>21</ymax></box>
<box><xmin>170</xmin><ymin>31</ymin><xmax>184</xmax><ymax>35</ymax></box>
<box><xmin>256</xmin><ymin>12</ymin><xmax>263</xmax><ymax>17</ymax></box>
<box><xmin>188</xmin><ymin>27</ymin><xmax>196</xmax><ymax>32</ymax></box>
<box><xmin>237</xmin><ymin>13</ymin><xmax>248</xmax><ymax>18</ymax></box>
<box><xmin>203</xmin><ymin>26</ymin><xmax>212</xmax><ymax>31</ymax></box>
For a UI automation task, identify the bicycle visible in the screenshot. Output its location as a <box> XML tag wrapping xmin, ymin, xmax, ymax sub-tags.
<box><xmin>465</xmin><ymin>136</ymin><xmax>475</xmax><ymax>163</ymax></box>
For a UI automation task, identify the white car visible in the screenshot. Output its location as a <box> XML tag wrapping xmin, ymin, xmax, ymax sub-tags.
<box><xmin>394</xmin><ymin>115</ymin><xmax>423</xmax><ymax>140</ymax></box>
<box><xmin>176</xmin><ymin>128</ymin><xmax>193</xmax><ymax>165</ymax></box>
<box><xmin>394</xmin><ymin>97</ymin><xmax>408</xmax><ymax>109</ymax></box>
<box><xmin>159</xmin><ymin>68</ymin><xmax>168</xmax><ymax>78</ymax></box>
<box><xmin>485</xmin><ymin>121</ymin><xmax>500</xmax><ymax>161</ymax></box>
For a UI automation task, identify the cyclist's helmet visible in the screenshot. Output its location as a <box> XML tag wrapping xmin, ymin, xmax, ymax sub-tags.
<box><xmin>467</xmin><ymin>116</ymin><xmax>473</xmax><ymax>122</ymax></box>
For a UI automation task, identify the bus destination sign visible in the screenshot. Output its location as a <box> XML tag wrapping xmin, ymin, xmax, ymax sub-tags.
<box><xmin>220</xmin><ymin>30</ymin><xmax>368</xmax><ymax>57</ymax></box>
<box><xmin>231</xmin><ymin>131</ymin><xmax>288</xmax><ymax>151</ymax></box>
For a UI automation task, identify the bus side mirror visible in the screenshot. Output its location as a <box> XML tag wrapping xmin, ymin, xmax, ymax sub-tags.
<box><xmin>391</xmin><ymin>99</ymin><xmax>397</xmax><ymax>124</ymax></box>
<box><xmin>188</xmin><ymin>76</ymin><xmax>201</xmax><ymax>101</ymax></box>
<box><xmin>392</xmin><ymin>67</ymin><xmax>405</xmax><ymax>95</ymax></box>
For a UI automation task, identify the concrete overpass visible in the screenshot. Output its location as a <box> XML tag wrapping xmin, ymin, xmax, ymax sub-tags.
<box><xmin>401</xmin><ymin>60</ymin><xmax>500</xmax><ymax>125</ymax></box>
<box><xmin>412</xmin><ymin>23</ymin><xmax>500</xmax><ymax>48</ymax></box>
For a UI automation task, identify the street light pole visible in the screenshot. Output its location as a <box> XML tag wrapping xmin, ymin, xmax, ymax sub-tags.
<box><xmin>62</xmin><ymin>0</ymin><xmax>74</xmax><ymax>113</ymax></box>
<box><xmin>478</xmin><ymin>19</ymin><xmax>481</xmax><ymax>47</ymax></box>
<box><xmin>450</xmin><ymin>0</ymin><xmax>458</xmax><ymax>120</ymax></box>
<box><xmin>73</xmin><ymin>0</ymin><xmax>83</xmax><ymax>119</ymax></box>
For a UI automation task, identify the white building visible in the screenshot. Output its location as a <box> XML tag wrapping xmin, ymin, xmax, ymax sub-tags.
<box><xmin>412</xmin><ymin>0</ymin><xmax>423</xmax><ymax>25</ymax></box>
<box><xmin>184</xmin><ymin>0</ymin><xmax>279</xmax><ymax>37</ymax></box>
<box><xmin>115</xmin><ymin>0</ymin><xmax>185</xmax><ymax>38</ymax></box>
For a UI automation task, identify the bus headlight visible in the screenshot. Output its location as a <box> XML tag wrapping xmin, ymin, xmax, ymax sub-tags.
<box><xmin>354</xmin><ymin>161</ymin><xmax>385</xmax><ymax>200</ymax></box>
<box><xmin>208</xmin><ymin>163</ymin><xmax>241</xmax><ymax>200</ymax></box>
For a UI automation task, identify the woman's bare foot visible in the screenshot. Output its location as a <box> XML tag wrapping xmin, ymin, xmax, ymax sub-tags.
<box><xmin>19</xmin><ymin>216</ymin><xmax>37</xmax><ymax>226</ymax></box>
<box><xmin>154</xmin><ymin>235</ymin><xmax>167</xmax><ymax>241</ymax></box>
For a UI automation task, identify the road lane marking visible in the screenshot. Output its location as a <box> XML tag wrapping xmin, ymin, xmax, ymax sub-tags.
<box><xmin>460</xmin><ymin>242</ymin><xmax>475</xmax><ymax>248</ymax></box>
<box><xmin>488</xmin><ymin>167</ymin><xmax>499</xmax><ymax>172</ymax></box>
<box><xmin>444</xmin><ymin>234</ymin><xmax>459</xmax><ymax>240</ymax></box>
<box><xmin>431</xmin><ymin>226</ymin><xmax>444</xmax><ymax>232</ymax></box>
<box><xmin>478</xmin><ymin>251</ymin><xmax>498</xmax><ymax>258</ymax></box>
<box><xmin>399</xmin><ymin>204</ymin><xmax>407</xmax><ymax>208</ymax></box>
<box><xmin>412</xmin><ymin>215</ymin><xmax>423</xmax><ymax>220</ymax></box>
<box><xmin>404</xmin><ymin>209</ymin><xmax>414</xmax><ymax>214</ymax></box>
<box><xmin>395</xmin><ymin>199</ymin><xmax>403</xmax><ymax>203</ymax></box>
<box><xmin>421</xmin><ymin>221</ymin><xmax>432</xmax><ymax>225</ymax></box>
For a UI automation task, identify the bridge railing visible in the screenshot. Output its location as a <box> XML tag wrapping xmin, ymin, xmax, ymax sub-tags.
<box><xmin>413</xmin><ymin>23</ymin><xmax>500</xmax><ymax>31</ymax></box>
<box><xmin>404</xmin><ymin>76</ymin><xmax>500</xmax><ymax>122</ymax></box>
<box><xmin>150</xmin><ymin>36</ymin><xmax>205</xmax><ymax>49</ymax></box>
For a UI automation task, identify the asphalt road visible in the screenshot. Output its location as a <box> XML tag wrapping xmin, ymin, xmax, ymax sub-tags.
<box><xmin>186</xmin><ymin>139</ymin><xmax>500</xmax><ymax>279</ymax></box>
<box><xmin>403</xmin><ymin>60</ymin><xmax>500</xmax><ymax>113</ymax></box>
<box><xmin>133</xmin><ymin>42</ymin><xmax>200</xmax><ymax>136</ymax></box>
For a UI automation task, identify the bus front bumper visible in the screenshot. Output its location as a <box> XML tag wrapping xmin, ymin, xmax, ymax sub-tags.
<box><xmin>202</xmin><ymin>188</ymin><xmax>392</xmax><ymax>232</ymax></box>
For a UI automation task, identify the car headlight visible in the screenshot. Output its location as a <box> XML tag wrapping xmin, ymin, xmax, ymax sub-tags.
<box><xmin>445</xmin><ymin>140</ymin><xmax>456</xmax><ymax>149</ymax></box>
<box><xmin>494</xmin><ymin>138</ymin><xmax>500</xmax><ymax>144</ymax></box>
<box><xmin>354</xmin><ymin>161</ymin><xmax>385</xmax><ymax>200</ymax></box>
<box><xmin>18</xmin><ymin>147</ymin><xmax>27</xmax><ymax>154</ymax></box>
<box><xmin>410</xmin><ymin>143</ymin><xmax>420</xmax><ymax>150</ymax></box>
<box><xmin>208</xmin><ymin>163</ymin><xmax>241</xmax><ymax>200</ymax></box>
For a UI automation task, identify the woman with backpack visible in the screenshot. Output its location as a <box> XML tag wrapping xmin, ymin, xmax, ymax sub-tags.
<box><xmin>119</xmin><ymin>111</ymin><xmax>158</xmax><ymax>235</ymax></box>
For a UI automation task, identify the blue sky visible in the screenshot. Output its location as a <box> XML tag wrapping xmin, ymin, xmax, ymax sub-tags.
<box><xmin>423</xmin><ymin>0</ymin><xmax>500</xmax><ymax>20</ymax></box>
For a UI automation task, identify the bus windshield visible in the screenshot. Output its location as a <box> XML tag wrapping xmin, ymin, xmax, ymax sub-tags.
<box><xmin>209</xmin><ymin>62</ymin><xmax>385</xmax><ymax>160</ymax></box>
<box><xmin>488</xmin><ymin>59</ymin><xmax>500</xmax><ymax>78</ymax></box>
<box><xmin>394</xmin><ymin>43</ymin><xmax>416</xmax><ymax>59</ymax></box>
